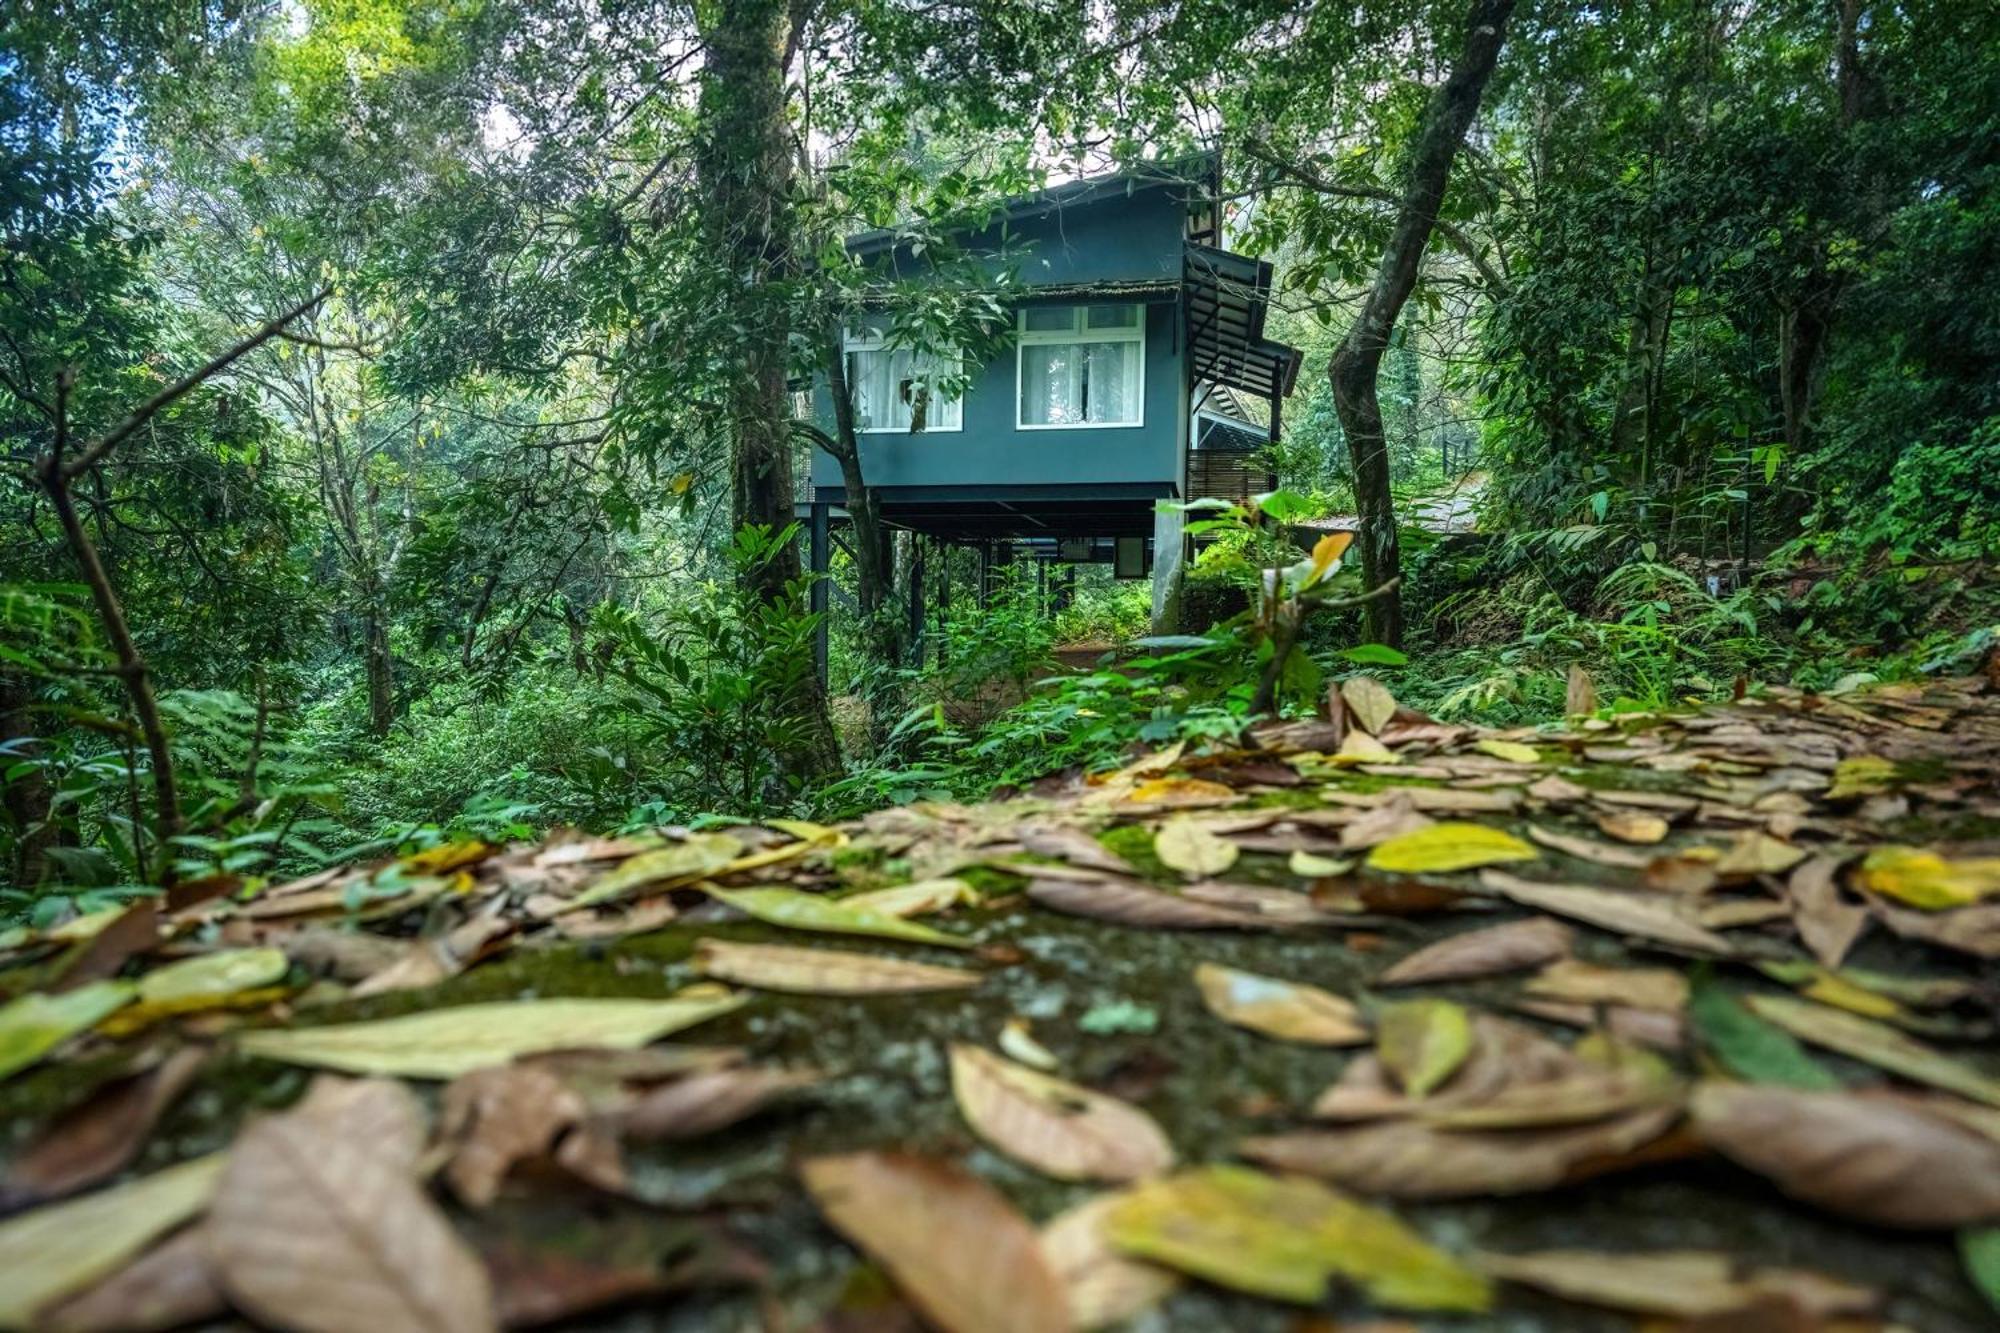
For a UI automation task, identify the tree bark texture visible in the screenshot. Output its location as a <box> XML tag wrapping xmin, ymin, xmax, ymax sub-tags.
<box><xmin>1328</xmin><ymin>0</ymin><xmax>1515</xmax><ymax>648</ymax></box>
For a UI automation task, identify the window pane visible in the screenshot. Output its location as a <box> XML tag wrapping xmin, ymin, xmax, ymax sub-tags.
<box><xmin>1022</xmin><ymin>307</ymin><xmax>1074</xmax><ymax>333</ymax></box>
<box><xmin>850</xmin><ymin>349</ymin><xmax>895</xmax><ymax>430</ymax></box>
<box><xmin>1021</xmin><ymin>343</ymin><xmax>1083</xmax><ymax>425</ymax></box>
<box><xmin>1085</xmin><ymin>304</ymin><xmax>1139</xmax><ymax>330</ymax></box>
<box><xmin>1084</xmin><ymin>340</ymin><xmax>1139</xmax><ymax>423</ymax></box>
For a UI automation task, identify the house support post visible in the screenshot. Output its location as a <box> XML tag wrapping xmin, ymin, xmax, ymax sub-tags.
<box><xmin>1150</xmin><ymin>504</ymin><xmax>1186</xmax><ymax>634</ymax></box>
<box><xmin>809</xmin><ymin>501</ymin><xmax>830</xmax><ymax>686</ymax></box>
<box><xmin>936</xmin><ymin>543</ymin><xmax>951</xmax><ymax>666</ymax></box>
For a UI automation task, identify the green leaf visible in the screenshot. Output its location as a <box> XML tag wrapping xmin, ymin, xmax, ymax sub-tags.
<box><xmin>1689</xmin><ymin>976</ymin><xmax>1840</xmax><ymax>1090</ymax></box>
<box><xmin>0</xmin><ymin>981</ymin><xmax>136</xmax><ymax>1082</ymax></box>
<box><xmin>1961</xmin><ymin>1227</ymin><xmax>2000</xmax><ymax>1316</ymax></box>
<box><xmin>704</xmin><ymin>885</ymin><xmax>971</xmax><ymax>949</ymax></box>
<box><xmin>1337</xmin><ymin>644</ymin><xmax>1409</xmax><ymax>667</ymax></box>
<box><xmin>1377</xmin><ymin>998</ymin><xmax>1473</xmax><ymax>1096</ymax></box>
<box><xmin>1746</xmin><ymin>993</ymin><xmax>2000</xmax><ymax>1106</ymax></box>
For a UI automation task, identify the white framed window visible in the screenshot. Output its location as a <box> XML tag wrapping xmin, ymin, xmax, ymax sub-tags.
<box><xmin>843</xmin><ymin>332</ymin><xmax>963</xmax><ymax>433</ymax></box>
<box><xmin>1015</xmin><ymin>304</ymin><xmax>1146</xmax><ymax>429</ymax></box>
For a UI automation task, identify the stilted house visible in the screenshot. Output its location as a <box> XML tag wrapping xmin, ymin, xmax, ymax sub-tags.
<box><xmin>802</xmin><ymin>153</ymin><xmax>1301</xmax><ymax>675</ymax></box>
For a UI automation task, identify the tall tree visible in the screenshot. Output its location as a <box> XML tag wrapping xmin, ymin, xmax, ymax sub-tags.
<box><xmin>1328</xmin><ymin>0</ymin><xmax>1515</xmax><ymax>647</ymax></box>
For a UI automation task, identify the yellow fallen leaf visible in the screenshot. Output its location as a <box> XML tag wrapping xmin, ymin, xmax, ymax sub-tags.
<box><xmin>1595</xmin><ymin>811</ymin><xmax>1669</xmax><ymax>845</ymax></box>
<box><xmin>705</xmin><ymin>885</ymin><xmax>971</xmax><ymax>948</ymax></box>
<box><xmin>1859</xmin><ymin>846</ymin><xmax>2000</xmax><ymax>911</ymax></box>
<box><xmin>1367</xmin><ymin>823</ymin><xmax>1537</xmax><ymax>874</ymax></box>
<box><xmin>1331</xmin><ymin>729</ymin><xmax>1398</xmax><ymax>766</ymax></box>
<box><xmin>1376</xmin><ymin>998</ymin><xmax>1473</xmax><ymax>1097</ymax></box>
<box><xmin>842</xmin><ymin>878</ymin><xmax>978</xmax><ymax>918</ymax></box>
<box><xmin>1104</xmin><ymin>1164</ymin><xmax>1490</xmax><ymax>1311</ymax></box>
<box><xmin>1474</xmin><ymin>739</ymin><xmax>1541</xmax><ymax>764</ymax></box>
<box><xmin>1826</xmin><ymin>755</ymin><xmax>1896</xmax><ymax>801</ymax></box>
<box><xmin>137</xmin><ymin>947</ymin><xmax>289</xmax><ymax>1005</ymax></box>
<box><xmin>1801</xmin><ymin>971</ymin><xmax>1904</xmax><ymax>1022</ymax></box>
<box><xmin>0</xmin><ymin>1155</ymin><xmax>224</xmax><ymax>1327</ymax></box>
<box><xmin>1194</xmin><ymin>963</ymin><xmax>1368</xmax><ymax>1046</ymax></box>
<box><xmin>1124</xmin><ymin>775</ymin><xmax>1238</xmax><ymax>807</ymax></box>
<box><xmin>0</xmin><ymin>981</ymin><xmax>136</xmax><ymax>1082</ymax></box>
<box><xmin>1153</xmin><ymin>818</ymin><xmax>1239</xmax><ymax>879</ymax></box>
<box><xmin>564</xmin><ymin>833</ymin><xmax>747</xmax><ymax>910</ymax></box>
<box><xmin>237</xmin><ymin>993</ymin><xmax>746</xmax><ymax>1078</ymax></box>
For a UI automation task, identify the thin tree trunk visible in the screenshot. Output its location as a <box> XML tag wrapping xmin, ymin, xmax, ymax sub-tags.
<box><xmin>1328</xmin><ymin>0</ymin><xmax>1515</xmax><ymax>648</ymax></box>
<box><xmin>363</xmin><ymin>603</ymin><xmax>394</xmax><ymax>737</ymax></box>
<box><xmin>1</xmin><ymin>673</ymin><xmax>55</xmax><ymax>887</ymax></box>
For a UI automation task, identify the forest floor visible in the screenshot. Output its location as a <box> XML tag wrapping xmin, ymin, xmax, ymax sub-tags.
<box><xmin>4</xmin><ymin>675</ymin><xmax>2000</xmax><ymax>1331</ymax></box>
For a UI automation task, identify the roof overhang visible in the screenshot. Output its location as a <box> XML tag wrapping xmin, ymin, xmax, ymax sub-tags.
<box><xmin>1183</xmin><ymin>242</ymin><xmax>1304</xmax><ymax>435</ymax></box>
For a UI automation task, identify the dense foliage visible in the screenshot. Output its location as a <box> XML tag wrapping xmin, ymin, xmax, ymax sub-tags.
<box><xmin>3</xmin><ymin>0</ymin><xmax>1996</xmax><ymax>917</ymax></box>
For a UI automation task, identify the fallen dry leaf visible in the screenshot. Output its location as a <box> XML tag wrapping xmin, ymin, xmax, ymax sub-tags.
<box><xmin>1859</xmin><ymin>845</ymin><xmax>2000</xmax><ymax>910</ymax></box>
<box><xmin>1787</xmin><ymin>854</ymin><xmax>1868</xmax><ymax>968</ymax></box>
<box><xmin>950</xmin><ymin>1044</ymin><xmax>1173</xmax><ymax>1182</ymax></box>
<box><xmin>1477</xmin><ymin>1247</ymin><xmax>1879</xmax><ymax>1320</ymax></box>
<box><xmin>1241</xmin><ymin>1102</ymin><xmax>1683</xmax><ymax>1200</ymax></box>
<box><xmin>693</xmin><ymin>938</ymin><xmax>980</xmax><ymax>994</ymax></box>
<box><xmin>0</xmin><ymin>1155</ymin><xmax>223</xmax><ymax>1328</ymax></box>
<box><xmin>610</xmin><ymin>1065</ymin><xmax>820</xmax><ymax>1141</ymax></box>
<box><xmin>439</xmin><ymin>1065</ymin><xmax>589</xmax><ymax>1207</ymax></box>
<box><xmin>236</xmin><ymin>993</ymin><xmax>747</xmax><ymax>1079</ymax></box>
<box><xmin>1103</xmin><ymin>1164</ymin><xmax>1489</xmax><ymax>1311</ymax></box>
<box><xmin>801</xmin><ymin>1151</ymin><xmax>1071</xmax><ymax>1333</ymax></box>
<box><xmin>842</xmin><ymin>878</ymin><xmax>978</xmax><ymax>918</ymax></box>
<box><xmin>209</xmin><ymin>1092</ymin><xmax>496</xmax><ymax>1333</ymax></box>
<box><xmin>1040</xmin><ymin>1193</ymin><xmax>1181</xmax><ymax>1330</ymax></box>
<box><xmin>1526</xmin><ymin>824</ymin><xmax>1652</xmax><ymax>869</ymax></box>
<box><xmin>1690</xmin><ymin>1081</ymin><xmax>2000</xmax><ymax>1228</ymax></box>
<box><xmin>1025</xmin><ymin>874</ymin><xmax>1272</xmax><ymax>930</ymax></box>
<box><xmin>1523</xmin><ymin>958</ymin><xmax>1689</xmax><ymax>1013</ymax></box>
<box><xmin>1193</xmin><ymin>962</ymin><xmax>1367</xmax><ymax>1046</ymax></box>
<box><xmin>36</xmin><ymin>1224</ymin><xmax>225</xmax><ymax>1333</ymax></box>
<box><xmin>1</xmin><ymin>1046</ymin><xmax>207</xmax><ymax>1208</ymax></box>
<box><xmin>1153</xmin><ymin>817</ymin><xmax>1240</xmax><ymax>879</ymax></box>
<box><xmin>1478</xmin><ymin>870</ymin><xmax>1734</xmax><ymax>953</ymax></box>
<box><xmin>1342</xmin><ymin>676</ymin><xmax>1399</xmax><ymax>735</ymax></box>
<box><xmin>1376</xmin><ymin>917</ymin><xmax>1573</xmax><ymax>986</ymax></box>
<box><xmin>703</xmin><ymin>885</ymin><xmax>971</xmax><ymax>949</ymax></box>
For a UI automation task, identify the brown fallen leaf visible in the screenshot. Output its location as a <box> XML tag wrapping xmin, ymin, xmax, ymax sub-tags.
<box><xmin>439</xmin><ymin>1065</ymin><xmax>590</xmax><ymax>1207</ymax></box>
<box><xmin>352</xmin><ymin>913</ymin><xmax>515</xmax><ymax>997</ymax></box>
<box><xmin>1017</xmin><ymin>825</ymin><xmax>1140</xmax><ymax>875</ymax></box>
<box><xmin>1338</xmin><ymin>798</ymin><xmax>1436</xmax><ymax>851</ymax></box>
<box><xmin>1714</xmin><ymin>830</ymin><xmax>1809</xmax><ymax>880</ymax></box>
<box><xmin>1040</xmin><ymin>1193</ymin><xmax>1180</xmax><ymax>1330</ymax></box>
<box><xmin>1342</xmin><ymin>676</ymin><xmax>1399</xmax><ymax>735</ymax></box>
<box><xmin>1512</xmin><ymin>999</ymin><xmax>1687</xmax><ymax>1051</ymax></box>
<box><xmin>1565</xmin><ymin>665</ymin><xmax>1597</xmax><ymax>717</ymax></box>
<box><xmin>1525</xmin><ymin>824</ymin><xmax>1651</xmax><ymax>869</ymax></box>
<box><xmin>1477</xmin><ymin>1248</ymin><xmax>1879</xmax><ymax>1321</ymax></box>
<box><xmin>51</xmin><ymin>900</ymin><xmax>160</xmax><ymax>991</ymax></box>
<box><xmin>1415</xmin><ymin>1069</ymin><xmax>1676</xmax><ymax>1131</ymax></box>
<box><xmin>36</xmin><ymin>1224</ymin><xmax>225</xmax><ymax>1333</ymax></box>
<box><xmin>1787</xmin><ymin>854</ymin><xmax>1868</xmax><ymax>968</ymax></box>
<box><xmin>610</xmin><ymin>1066</ymin><xmax>820</xmax><ymax>1141</ymax></box>
<box><xmin>950</xmin><ymin>1044</ymin><xmax>1173</xmax><ymax>1182</ymax></box>
<box><xmin>1025</xmin><ymin>875</ymin><xmax>1272</xmax><ymax>930</ymax></box>
<box><xmin>208</xmin><ymin>1084</ymin><xmax>496</xmax><ymax>1333</ymax></box>
<box><xmin>1312</xmin><ymin>1014</ymin><xmax>1580</xmax><ymax>1121</ymax></box>
<box><xmin>1523</xmin><ymin>958</ymin><xmax>1689</xmax><ymax>1013</ymax></box>
<box><xmin>693</xmin><ymin>938</ymin><xmax>981</xmax><ymax>994</ymax></box>
<box><xmin>1240</xmin><ymin>1102</ymin><xmax>1682</xmax><ymax>1200</ymax></box>
<box><xmin>801</xmin><ymin>1151</ymin><xmax>1072</xmax><ymax>1333</ymax></box>
<box><xmin>1376</xmin><ymin>917</ymin><xmax>1573</xmax><ymax>986</ymax></box>
<box><xmin>1690</xmin><ymin>1081</ymin><xmax>2000</xmax><ymax>1228</ymax></box>
<box><xmin>1193</xmin><ymin>963</ymin><xmax>1368</xmax><ymax>1046</ymax></box>
<box><xmin>1477</xmin><ymin>870</ymin><xmax>1735</xmax><ymax>954</ymax></box>
<box><xmin>1</xmin><ymin>1046</ymin><xmax>207</xmax><ymax>1208</ymax></box>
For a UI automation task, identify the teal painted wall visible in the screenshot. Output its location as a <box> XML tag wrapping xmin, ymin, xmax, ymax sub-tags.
<box><xmin>810</xmin><ymin>187</ymin><xmax>1192</xmax><ymax>494</ymax></box>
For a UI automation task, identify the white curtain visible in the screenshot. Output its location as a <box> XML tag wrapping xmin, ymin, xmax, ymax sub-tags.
<box><xmin>1022</xmin><ymin>345</ymin><xmax>1083</xmax><ymax>425</ymax></box>
<box><xmin>1084</xmin><ymin>341</ymin><xmax>1138</xmax><ymax>423</ymax></box>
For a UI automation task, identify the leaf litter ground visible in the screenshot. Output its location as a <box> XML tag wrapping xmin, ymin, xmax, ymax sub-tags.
<box><xmin>3</xmin><ymin>677</ymin><xmax>2000</xmax><ymax>1329</ymax></box>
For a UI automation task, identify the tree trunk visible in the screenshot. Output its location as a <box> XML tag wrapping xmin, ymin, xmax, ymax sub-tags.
<box><xmin>697</xmin><ymin>0</ymin><xmax>806</xmax><ymax>607</ymax></box>
<box><xmin>1328</xmin><ymin>0</ymin><xmax>1515</xmax><ymax>648</ymax></box>
<box><xmin>695</xmin><ymin>0</ymin><xmax>840</xmax><ymax>776</ymax></box>
<box><xmin>821</xmin><ymin>333</ymin><xmax>897</xmax><ymax>665</ymax></box>
<box><xmin>363</xmin><ymin>602</ymin><xmax>394</xmax><ymax>737</ymax></box>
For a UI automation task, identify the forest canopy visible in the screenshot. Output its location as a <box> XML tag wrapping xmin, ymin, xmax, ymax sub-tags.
<box><xmin>2</xmin><ymin>0</ymin><xmax>1996</xmax><ymax>901</ymax></box>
